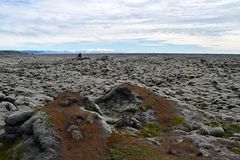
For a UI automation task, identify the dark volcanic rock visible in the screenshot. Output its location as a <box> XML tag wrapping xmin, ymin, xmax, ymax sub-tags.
<box><xmin>5</xmin><ymin>110</ymin><xmax>34</xmax><ymax>126</ymax></box>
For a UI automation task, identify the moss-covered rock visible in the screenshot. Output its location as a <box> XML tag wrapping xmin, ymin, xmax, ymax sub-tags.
<box><xmin>170</xmin><ymin>116</ymin><xmax>187</xmax><ymax>126</ymax></box>
<box><xmin>229</xmin><ymin>147</ymin><xmax>240</xmax><ymax>155</ymax></box>
<box><xmin>0</xmin><ymin>138</ymin><xmax>26</xmax><ymax>160</ymax></box>
<box><xmin>141</xmin><ymin>124</ymin><xmax>161</xmax><ymax>137</ymax></box>
<box><xmin>207</xmin><ymin>119</ymin><xmax>240</xmax><ymax>137</ymax></box>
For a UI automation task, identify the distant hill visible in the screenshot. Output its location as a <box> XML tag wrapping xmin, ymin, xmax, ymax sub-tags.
<box><xmin>22</xmin><ymin>50</ymin><xmax>70</xmax><ymax>54</ymax></box>
<box><xmin>0</xmin><ymin>50</ymin><xmax>27</xmax><ymax>55</ymax></box>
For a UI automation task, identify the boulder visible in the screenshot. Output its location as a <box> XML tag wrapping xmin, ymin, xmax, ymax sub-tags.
<box><xmin>3</xmin><ymin>96</ymin><xmax>16</xmax><ymax>104</ymax></box>
<box><xmin>3</xmin><ymin>125</ymin><xmax>18</xmax><ymax>134</ymax></box>
<box><xmin>200</xmin><ymin>126</ymin><xmax>209</xmax><ymax>135</ymax></box>
<box><xmin>4</xmin><ymin>133</ymin><xmax>18</xmax><ymax>141</ymax></box>
<box><xmin>82</xmin><ymin>110</ymin><xmax>112</xmax><ymax>136</ymax></box>
<box><xmin>0</xmin><ymin>92</ymin><xmax>5</xmax><ymax>101</ymax></box>
<box><xmin>209</xmin><ymin>127</ymin><xmax>224</xmax><ymax>137</ymax></box>
<box><xmin>82</xmin><ymin>97</ymin><xmax>102</xmax><ymax>115</ymax></box>
<box><xmin>20</xmin><ymin>112</ymin><xmax>45</xmax><ymax>135</ymax></box>
<box><xmin>5</xmin><ymin>110</ymin><xmax>34</xmax><ymax>126</ymax></box>
<box><xmin>97</xmin><ymin>87</ymin><xmax>138</xmax><ymax>103</ymax></box>
<box><xmin>115</xmin><ymin>115</ymin><xmax>141</xmax><ymax>129</ymax></box>
<box><xmin>33</xmin><ymin>115</ymin><xmax>60</xmax><ymax>151</ymax></box>
<box><xmin>0</xmin><ymin>101</ymin><xmax>17</xmax><ymax>111</ymax></box>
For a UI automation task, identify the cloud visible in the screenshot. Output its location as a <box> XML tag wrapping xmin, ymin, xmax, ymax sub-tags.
<box><xmin>0</xmin><ymin>0</ymin><xmax>239</xmax><ymax>52</ymax></box>
<box><xmin>85</xmin><ymin>48</ymin><xmax>115</xmax><ymax>52</ymax></box>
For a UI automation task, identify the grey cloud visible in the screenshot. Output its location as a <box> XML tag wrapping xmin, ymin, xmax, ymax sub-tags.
<box><xmin>0</xmin><ymin>0</ymin><xmax>239</xmax><ymax>50</ymax></box>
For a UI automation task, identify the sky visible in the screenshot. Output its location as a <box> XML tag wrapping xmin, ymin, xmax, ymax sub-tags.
<box><xmin>0</xmin><ymin>0</ymin><xmax>240</xmax><ymax>53</ymax></box>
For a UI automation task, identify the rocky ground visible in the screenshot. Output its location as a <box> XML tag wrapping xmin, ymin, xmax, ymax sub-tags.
<box><xmin>0</xmin><ymin>54</ymin><xmax>239</xmax><ymax>160</ymax></box>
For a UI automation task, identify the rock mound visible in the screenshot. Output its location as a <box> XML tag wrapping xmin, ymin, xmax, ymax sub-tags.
<box><xmin>1</xmin><ymin>83</ymin><xmax>240</xmax><ymax>160</ymax></box>
<box><xmin>2</xmin><ymin>110</ymin><xmax>61</xmax><ymax>160</ymax></box>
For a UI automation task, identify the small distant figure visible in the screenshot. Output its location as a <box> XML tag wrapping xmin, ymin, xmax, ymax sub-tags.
<box><xmin>76</xmin><ymin>52</ymin><xmax>90</xmax><ymax>61</ymax></box>
<box><xmin>77</xmin><ymin>53</ymin><xmax>82</xmax><ymax>59</ymax></box>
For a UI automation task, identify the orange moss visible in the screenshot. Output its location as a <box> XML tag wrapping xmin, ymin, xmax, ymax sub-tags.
<box><xmin>40</xmin><ymin>85</ymin><xmax>208</xmax><ymax>160</ymax></box>
<box><xmin>41</xmin><ymin>91</ymin><xmax>108</xmax><ymax>160</ymax></box>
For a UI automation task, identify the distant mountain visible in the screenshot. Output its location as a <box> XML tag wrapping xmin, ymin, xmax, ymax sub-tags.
<box><xmin>0</xmin><ymin>50</ymin><xmax>27</xmax><ymax>55</ymax></box>
<box><xmin>0</xmin><ymin>49</ymin><xmax>116</xmax><ymax>55</ymax></box>
<box><xmin>22</xmin><ymin>49</ymin><xmax>116</xmax><ymax>54</ymax></box>
<box><xmin>22</xmin><ymin>50</ymin><xmax>71</xmax><ymax>54</ymax></box>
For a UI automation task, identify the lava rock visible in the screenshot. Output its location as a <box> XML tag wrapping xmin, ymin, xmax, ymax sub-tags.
<box><xmin>60</xmin><ymin>98</ymin><xmax>78</xmax><ymax>107</ymax></box>
<box><xmin>0</xmin><ymin>102</ymin><xmax>17</xmax><ymax>111</ymax></box>
<box><xmin>20</xmin><ymin>112</ymin><xmax>46</xmax><ymax>135</ymax></box>
<box><xmin>4</xmin><ymin>133</ymin><xmax>18</xmax><ymax>141</ymax></box>
<box><xmin>209</xmin><ymin>127</ymin><xmax>224</xmax><ymax>137</ymax></box>
<box><xmin>4</xmin><ymin>125</ymin><xmax>18</xmax><ymax>134</ymax></box>
<box><xmin>71</xmin><ymin>130</ymin><xmax>84</xmax><ymax>141</ymax></box>
<box><xmin>33</xmin><ymin>114</ymin><xmax>60</xmax><ymax>151</ymax></box>
<box><xmin>82</xmin><ymin>97</ymin><xmax>102</xmax><ymax>115</ymax></box>
<box><xmin>5</xmin><ymin>110</ymin><xmax>34</xmax><ymax>126</ymax></box>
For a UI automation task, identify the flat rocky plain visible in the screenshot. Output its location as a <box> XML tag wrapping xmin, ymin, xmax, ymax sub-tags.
<box><xmin>0</xmin><ymin>54</ymin><xmax>240</xmax><ymax>160</ymax></box>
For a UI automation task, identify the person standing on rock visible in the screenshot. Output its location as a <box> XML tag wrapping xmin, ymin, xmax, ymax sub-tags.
<box><xmin>77</xmin><ymin>53</ymin><xmax>82</xmax><ymax>59</ymax></box>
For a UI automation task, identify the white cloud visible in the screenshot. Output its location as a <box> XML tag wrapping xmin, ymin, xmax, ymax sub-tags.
<box><xmin>0</xmin><ymin>0</ymin><xmax>239</xmax><ymax>51</ymax></box>
<box><xmin>85</xmin><ymin>48</ymin><xmax>115</xmax><ymax>52</ymax></box>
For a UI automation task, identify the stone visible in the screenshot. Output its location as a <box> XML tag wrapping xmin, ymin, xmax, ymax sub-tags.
<box><xmin>5</xmin><ymin>110</ymin><xmax>34</xmax><ymax>126</ymax></box>
<box><xmin>140</xmin><ymin>109</ymin><xmax>157</xmax><ymax>124</ymax></box>
<box><xmin>0</xmin><ymin>129</ymin><xmax>4</xmax><ymax>138</ymax></box>
<box><xmin>20</xmin><ymin>112</ymin><xmax>45</xmax><ymax>135</ymax></box>
<box><xmin>67</xmin><ymin>125</ymin><xmax>78</xmax><ymax>132</ymax></box>
<box><xmin>4</xmin><ymin>125</ymin><xmax>18</xmax><ymax>134</ymax></box>
<box><xmin>0</xmin><ymin>92</ymin><xmax>5</xmax><ymax>101</ymax></box>
<box><xmin>97</xmin><ymin>87</ymin><xmax>137</xmax><ymax>103</ymax></box>
<box><xmin>209</xmin><ymin>127</ymin><xmax>224</xmax><ymax>137</ymax></box>
<box><xmin>82</xmin><ymin>97</ymin><xmax>103</xmax><ymax>115</ymax></box>
<box><xmin>200</xmin><ymin>125</ymin><xmax>210</xmax><ymax>135</ymax></box>
<box><xmin>146</xmin><ymin>137</ymin><xmax>161</xmax><ymax>146</ymax></box>
<box><xmin>197</xmin><ymin>148</ymin><xmax>209</xmax><ymax>157</ymax></box>
<box><xmin>4</xmin><ymin>133</ymin><xmax>17</xmax><ymax>141</ymax></box>
<box><xmin>0</xmin><ymin>101</ymin><xmax>17</xmax><ymax>111</ymax></box>
<box><xmin>71</xmin><ymin>130</ymin><xmax>84</xmax><ymax>141</ymax></box>
<box><xmin>123</xmin><ymin>106</ymin><xmax>138</xmax><ymax>113</ymax></box>
<box><xmin>33</xmin><ymin>116</ymin><xmax>60</xmax><ymax>151</ymax></box>
<box><xmin>83</xmin><ymin>110</ymin><xmax>112</xmax><ymax>136</ymax></box>
<box><xmin>115</xmin><ymin>115</ymin><xmax>141</xmax><ymax>129</ymax></box>
<box><xmin>60</xmin><ymin>98</ymin><xmax>78</xmax><ymax>107</ymax></box>
<box><xmin>4</xmin><ymin>96</ymin><xmax>16</xmax><ymax>104</ymax></box>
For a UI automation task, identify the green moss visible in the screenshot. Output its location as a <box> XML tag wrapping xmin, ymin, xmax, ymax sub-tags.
<box><xmin>170</xmin><ymin>116</ymin><xmax>187</xmax><ymax>126</ymax></box>
<box><xmin>14</xmin><ymin>143</ymin><xmax>26</xmax><ymax>160</ymax></box>
<box><xmin>0</xmin><ymin>138</ymin><xmax>25</xmax><ymax>160</ymax></box>
<box><xmin>224</xmin><ymin>123</ymin><xmax>240</xmax><ymax>137</ymax></box>
<box><xmin>105</xmin><ymin>148</ymin><xmax>125</xmax><ymax>160</ymax></box>
<box><xmin>45</xmin><ymin>115</ymin><xmax>54</xmax><ymax>124</ymax></box>
<box><xmin>229</xmin><ymin>147</ymin><xmax>240</xmax><ymax>155</ymax></box>
<box><xmin>208</xmin><ymin>119</ymin><xmax>222</xmax><ymax>127</ymax></box>
<box><xmin>105</xmin><ymin>145</ymin><xmax>155</xmax><ymax>160</ymax></box>
<box><xmin>141</xmin><ymin>124</ymin><xmax>161</xmax><ymax>137</ymax></box>
<box><xmin>208</xmin><ymin>119</ymin><xmax>240</xmax><ymax>137</ymax></box>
